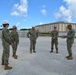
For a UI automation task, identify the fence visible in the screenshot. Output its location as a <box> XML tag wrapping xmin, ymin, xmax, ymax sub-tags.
<box><xmin>0</xmin><ymin>30</ymin><xmax>28</xmax><ymax>38</ymax></box>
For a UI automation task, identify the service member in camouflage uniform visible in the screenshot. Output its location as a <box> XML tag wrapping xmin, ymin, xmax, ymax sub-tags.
<box><xmin>36</xmin><ymin>30</ymin><xmax>39</xmax><ymax>37</ymax></box>
<box><xmin>27</xmin><ymin>27</ymin><xmax>38</xmax><ymax>53</ymax></box>
<box><xmin>1</xmin><ymin>21</ymin><xmax>12</xmax><ymax>70</ymax></box>
<box><xmin>50</xmin><ymin>26</ymin><xmax>58</xmax><ymax>53</ymax></box>
<box><xmin>10</xmin><ymin>26</ymin><xmax>19</xmax><ymax>59</ymax></box>
<box><xmin>62</xmin><ymin>24</ymin><xmax>75</xmax><ymax>60</ymax></box>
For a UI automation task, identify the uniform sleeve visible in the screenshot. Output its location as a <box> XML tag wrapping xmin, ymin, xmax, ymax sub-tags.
<box><xmin>17</xmin><ymin>32</ymin><xmax>19</xmax><ymax>44</ymax></box>
<box><xmin>50</xmin><ymin>31</ymin><xmax>53</xmax><ymax>37</ymax></box>
<box><xmin>3</xmin><ymin>29</ymin><xmax>11</xmax><ymax>44</ymax></box>
<box><xmin>27</xmin><ymin>31</ymin><xmax>30</xmax><ymax>38</ymax></box>
<box><xmin>36</xmin><ymin>31</ymin><xmax>39</xmax><ymax>38</ymax></box>
<box><xmin>10</xmin><ymin>31</ymin><xmax>14</xmax><ymax>43</ymax></box>
<box><xmin>67</xmin><ymin>30</ymin><xmax>75</xmax><ymax>39</ymax></box>
<box><xmin>55</xmin><ymin>31</ymin><xmax>58</xmax><ymax>38</ymax></box>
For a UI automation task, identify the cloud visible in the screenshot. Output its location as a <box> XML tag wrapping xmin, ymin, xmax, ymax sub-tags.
<box><xmin>11</xmin><ymin>11</ymin><xmax>19</xmax><ymax>16</ymax></box>
<box><xmin>16</xmin><ymin>22</ymin><xmax>20</xmax><ymax>27</ymax></box>
<box><xmin>55</xmin><ymin>0</ymin><xmax>76</xmax><ymax>22</ymax></box>
<box><xmin>21</xmin><ymin>26</ymin><xmax>26</xmax><ymax>29</ymax></box>
<box><xmin>39</xmin><ymin>22</ymin><xmax>43</xmax><ymax>25</ymax></box>
<box><xmin>11</xmin><ymin>0</ymin><xmax>28</xmax><ymax>17</ymax></box>
<box><xmin>41</xmin><ymin>5</ymin><xmax>47</xmax><ymax>16</ymax></box>
<box><xmin>41</xmin><ymin>9</ymin><xmax>47</xmax><ymax>16</ymax></box>
<box><xmin>14</xmin><ymin>22</ymin><xmax>21</xmax><ymax>30</ymax></box>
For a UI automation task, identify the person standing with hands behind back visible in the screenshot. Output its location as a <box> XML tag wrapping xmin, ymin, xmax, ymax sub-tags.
<box><xmin>1</xmin><ymin>20</ymin><xmax>12</xmax><ymax>70</ymax></box>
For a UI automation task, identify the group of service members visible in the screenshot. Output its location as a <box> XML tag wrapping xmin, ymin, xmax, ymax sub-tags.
<box><xmin>1</xmin><ymin>20</ymin><xmax>75</xmax><ymax>70</ymax></box>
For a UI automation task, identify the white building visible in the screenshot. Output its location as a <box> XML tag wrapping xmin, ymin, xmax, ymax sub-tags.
<box><xmin>35</xmin><ymin>22</ymin><xmax>76</xmax><ymax>33</ymax></box>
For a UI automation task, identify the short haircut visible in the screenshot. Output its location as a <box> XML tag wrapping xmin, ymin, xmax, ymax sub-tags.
<box><xmin>67</xmin><ymin>24</ymin><xmax>72</xmax><ymax>27</ymax></box>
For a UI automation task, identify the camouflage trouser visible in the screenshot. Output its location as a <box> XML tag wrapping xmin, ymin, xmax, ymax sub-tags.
<box><xmin>30</xmin><ymin>40</ymin><xmax>36</xmax><ymax>52</ymax></box>
<box><xmin>12</xmin><ymin>44</ymin><xmax>18</xmax><ymax>53</ymax></box>
<box><xmin>67</xmin><ymin>42</ymin><xmax>72</xmax><ymax>56</ymax></box>
<box><xmin>51</xmin><ymin>39</ymin><xmax>58</xmax><ymax>51</ymax></box>
<box><xmin>2</xmin><ymin>44</ymin><xmax>10</xmax><ymax>65</ymax></box>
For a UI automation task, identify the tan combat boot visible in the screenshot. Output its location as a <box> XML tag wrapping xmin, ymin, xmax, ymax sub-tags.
<box><xmin>67</xmin><ymin>56</ymin><xmax>73</xmax><ymax>60</ymax></box>
<box><xmin>12</xmin><ymin>52</ymin><xmax>18</xmax><ymax>59</ymax></box>
<box><xmin>66</xmin><ymin>55</ymin><xmax>70</xmax><ymax>58</ymax></box>
<box><xmin>4</xmin><ymin>65</ymin><xmax>12</xmax><ymax>70</ymax></box>
<box><xmin>14</xmin><ymin>55</ymin><xmax>18</xmax><ymax>59</ymax></box>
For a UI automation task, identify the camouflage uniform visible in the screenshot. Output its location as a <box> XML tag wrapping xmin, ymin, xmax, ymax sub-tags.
<box><xmin>27</xmin><ymin>29</ymin><xmax>38</xmax><ymax>53</ymax></box>
<box><xmin>10</xmin><ymin>30</ymin><xmax>19</xmax><ymax>56</ymax></box>
<box><xmin>36</xmin><ymin>30</ymin><xmax>39</xmax><ymax>37</ymax></box>
<box><xmin>2</xmin><ymin>27</ymin><xmax>11</xmax><ymax>65</ymax></box>
<box><xmin>66</xmin><ymin>29</ymin><xmax>75</xmax><ymax>57</ymax></box>
<box><xmin>50</xmin><ymin>29</ymin><xmax>58</xmax><ymax>53</ymax></box>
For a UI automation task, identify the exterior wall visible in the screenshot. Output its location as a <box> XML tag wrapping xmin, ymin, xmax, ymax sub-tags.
<box><xmin>58</xmin><ymin>23</ymin><xmax>67</xmax><ymax>32</ymax></box>
<box><xmin>35</xmin><ymin>22</ymin><xmax>76</xmax><ymax>33</ymax></box>
<box><xmin>45</xmin><ymin>24</ymin><xmax>54</xmax><ymax>33</ymax></box>
<box><xmin>35</xmin><ymin>25</ymin><xmax>46</xmax><ymax>33</ymax></box>
<box><xmin>35</xmin><ymin>23</ymin><xmax>59</xmax><ymax>33</ymax></box>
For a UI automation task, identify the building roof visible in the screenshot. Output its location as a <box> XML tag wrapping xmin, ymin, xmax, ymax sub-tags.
<box><xmin>35</xmin><ymin>21</ymin><xmax>76</xmax><ymax>27</ymax></box>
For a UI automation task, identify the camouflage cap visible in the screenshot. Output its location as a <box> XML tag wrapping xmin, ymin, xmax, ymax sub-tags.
<box><xmin>13</xmin><ymin>25</ymin><xmax>17</xmax><ymax>29</ymax></box>
<box><xmin>54</xmin><ymin>26</ymin><xmax>57</xmax><ymax>28</ymax></box>
<box><xmin>32</xmin><ymin>25</ymin><xmax>35</xmax><ymax>29</ymax></box>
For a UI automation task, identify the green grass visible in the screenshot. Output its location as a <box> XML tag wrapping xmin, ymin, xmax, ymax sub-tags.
<box><xmin>39</xmin><ymin>33</ymin><xmax>76</xmax><ymax>38</ymax></box>
<box><xmin>39</xmin><ymin>33</ymin><xmax>51</xmax><ymax>36</ymax></box>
